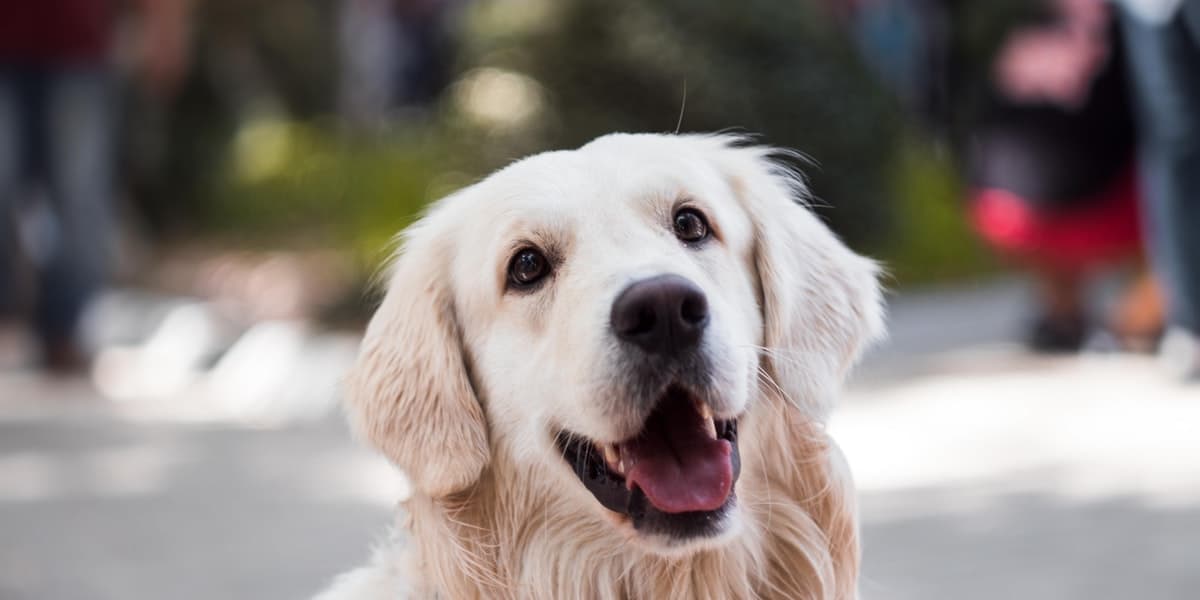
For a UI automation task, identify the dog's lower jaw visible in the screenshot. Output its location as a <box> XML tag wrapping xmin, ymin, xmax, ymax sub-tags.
<box><xmin>389</xmin><ymin>417</ymin><xmax>858</xmax><ymax>600</ymax></box>
<box><xmin>622</xmin><ymin>506</ymin><xmax>747</xmax><ymax>559</ymax></box>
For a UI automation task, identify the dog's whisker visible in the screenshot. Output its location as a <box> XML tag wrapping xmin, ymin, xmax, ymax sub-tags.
<box><xmin>738</xmin><ymin>344</ymin><xmax>828</xmax><ymax>363</ymax></box>
<box><xmin>755</xmin><ymin>364</ymin><xmax>790</xmax><ymax>404</ymax></box>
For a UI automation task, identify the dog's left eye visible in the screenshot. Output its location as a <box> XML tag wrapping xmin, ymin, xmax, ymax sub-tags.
<box><xmin>508</xmin><ymin>248</ymin><xmax>550</xmax><ymax>288</ymax></box>
<box><xmin>673</xmin><ymin>208</ymin><xmax>710</xmax><ymax>243</ymax></box>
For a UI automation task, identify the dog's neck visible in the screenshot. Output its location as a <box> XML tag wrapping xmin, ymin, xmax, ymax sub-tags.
<box><xmin>398</xmin><ymin>403</ymin><xmax>859</xmax><ymax>599</ymax></box>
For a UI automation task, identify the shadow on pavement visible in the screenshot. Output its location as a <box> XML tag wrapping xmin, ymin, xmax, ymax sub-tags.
<box><xmin>861</xmin><ymin>487</ymin><xmax>1200</xmax><ymax>600</ymax></box>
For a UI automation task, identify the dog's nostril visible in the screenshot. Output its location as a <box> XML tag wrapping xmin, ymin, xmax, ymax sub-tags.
<box><xmin>631</xmin><ymin>305</ymin><xmax>657</xmax><ymax>336</ymax></box>
<box><xmin>680</xmin><ymin>293</ymin><xmax>708</xmax><ymax>326</ymax></box>
<box><xmin>612</xmin><ymin>300</ymin><xmax>656</xmax><ymax>338</ymax></box>
<box><xmin>610</xmin><ymin>274</ymin><xmax>708</xmax><ymax>355</ymax></box>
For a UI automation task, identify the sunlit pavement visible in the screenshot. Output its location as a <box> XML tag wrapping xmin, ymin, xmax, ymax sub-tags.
<box><xmin>842</xmin><ymin>352</ymin><xmax>1200</xmax><ymax>600</ymax></box>
<box><xmin>1</xmin><ymin>280</ymin><xmax>1198</xmax><ymax>599</ymax></box>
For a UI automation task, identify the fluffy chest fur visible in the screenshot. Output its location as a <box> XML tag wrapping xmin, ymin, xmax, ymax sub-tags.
<box><xmin>399</xmin><ymin>397</ymin><xmax>858</xmax><ymax>600</ymax></box>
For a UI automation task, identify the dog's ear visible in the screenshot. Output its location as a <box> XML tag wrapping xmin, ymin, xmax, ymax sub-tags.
<box><xmin>345</xmin><ymin>211</ymin><xmax>490</xmax><ymax>498</ymax></box>
<box><xmin>714</xmin><ymin>139</ymin><xmax>885</xmax><ymax>421</ymax></box>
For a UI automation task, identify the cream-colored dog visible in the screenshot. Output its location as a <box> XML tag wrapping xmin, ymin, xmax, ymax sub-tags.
<box><xmin>318</xmin><ymin>133</ymin><xmax>885</xmax><ymax>600</ymax></box>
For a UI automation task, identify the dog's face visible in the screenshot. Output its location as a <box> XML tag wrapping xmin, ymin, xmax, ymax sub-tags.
<box><xmin>455</xmin><ymin>136</ymin><xmax>763</xmax><ymax>548</ymax></box>
<box><xmin>349</xmin><ymin>134</ymin><xmax>883</xmax><ymax>555</ymax></box>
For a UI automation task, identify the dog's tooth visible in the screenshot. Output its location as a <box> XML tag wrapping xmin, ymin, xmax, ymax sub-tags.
<box><xmin>695</xmin><ymin>401</ymin><xmax>717</xmax><ymax>439</ymax></box>
<box><xmin>602</xmin><ymin>444</ymin><xmax>620</xmax><ymax>467</ymax></box>
<box><xmin>617</xmin><ymin>459</ymin><xmax>626</xmax><ymax>475</ymax></box>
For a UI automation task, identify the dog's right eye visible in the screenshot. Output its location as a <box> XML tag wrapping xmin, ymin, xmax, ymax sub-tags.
<box><xmin>508</xmin><ymin>248</ymin><xmax>550</xmax><ymax>289</ymax></box>
<box><xmin>673</xmin><ymin>208</ymin><xmax>710</xmax><ymax>244</ymax></box>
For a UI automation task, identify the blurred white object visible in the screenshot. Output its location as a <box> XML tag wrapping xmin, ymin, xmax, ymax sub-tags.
<box><xmin>1158</xmin><ymin>326</ymin><xmax>1200</xmax><ymax>381</ymax></box>
<box><xmin>92</xmin><ymin>302</ymin><xmax>225</xmax><ymax>401</ymax></box>
<box><xmin>202</xmin><ymin>321</ymin><xmax>357</xmax><ymax>424</ymax></box>
<box><xmin>205</xmin><ymin>320</ymin><xmax>309</xmax><ymax>421</ymax></box>
<box><xmin>80</xmin><ymin>285</ymin><xmax>358</xmax><ymax>425</ymax></box>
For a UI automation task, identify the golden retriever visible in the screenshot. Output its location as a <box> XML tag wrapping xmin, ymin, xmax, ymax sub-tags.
<box><xmin>317</xmin><ymin>133</ymin><xmax>885</xmax><ymax>600</ymax></box>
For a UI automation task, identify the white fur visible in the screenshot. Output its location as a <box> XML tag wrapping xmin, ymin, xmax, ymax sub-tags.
<box><xmin>319</xmin><ymin>133</ymin><xmax>885</xmax><ymax>599</ymax></box>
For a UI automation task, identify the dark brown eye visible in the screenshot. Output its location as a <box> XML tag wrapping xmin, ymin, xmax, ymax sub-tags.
<box><xmin>508</xmin><ymin>248</ymin><xmax>550</xmax><ymax>288</ymax></box>
<box><xmin>673</xmin><ymin>208</ymin><xmax>710</xmax><ymax>243</ymax></box>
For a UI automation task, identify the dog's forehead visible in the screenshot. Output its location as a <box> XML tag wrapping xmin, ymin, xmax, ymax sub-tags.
<box><xmin>470</xmin><ymin>139</ymin><xmax>732</xmax><ymax>226</ymax></box>
<box><xmin>444</xmin><ymin>136</ymin><xmax>756</xmax><ymax>289</ymax></box>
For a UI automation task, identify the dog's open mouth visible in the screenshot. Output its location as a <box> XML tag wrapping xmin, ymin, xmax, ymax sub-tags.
<box><xmin>555</xmin><ymin>386</ymin><xmax>741</xmax><ymax>537</ymax></box>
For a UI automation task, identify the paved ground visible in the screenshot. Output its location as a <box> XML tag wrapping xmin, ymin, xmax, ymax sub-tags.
<box><xmin>0</xmin><ymin>390</ymin><xmax>398</xmax><ymax>600</ymax></box>
<box><xmin>1</xmin><ymin>279</ymin><xmax>1197</xmax><ymax>599</ymax></box>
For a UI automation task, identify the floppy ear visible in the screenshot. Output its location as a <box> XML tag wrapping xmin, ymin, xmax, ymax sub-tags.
<box><xmin>345</xmin><ymin>213</ymin><xmax>490</xmax><ymax>498</ymax></box>
<box><xmin>716</xmin><ymin>140</ymin><xmax>885</xmax><ymax>421</ymax></box>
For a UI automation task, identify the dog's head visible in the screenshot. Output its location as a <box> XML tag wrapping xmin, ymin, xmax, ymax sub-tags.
<box><xmin>347</xmin><ymin>133</ymin><xmax>883</xmax><ymax>554</ymax></box>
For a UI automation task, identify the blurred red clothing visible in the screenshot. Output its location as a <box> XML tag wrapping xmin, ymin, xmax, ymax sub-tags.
<box><xmin>972</xmin><ymin>167</ymin><xmax>1142</xmax><ymax>270</ymax></box>
<box><xmin>0</xmin><ymin>0</ymin><xmax>114</xmax><ymax>64</ymax></box>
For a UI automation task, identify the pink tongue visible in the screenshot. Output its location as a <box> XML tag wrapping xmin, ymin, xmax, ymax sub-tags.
<box><xmin>622</xmin><ymin>419</ymin><xmax>733</xmax><ymax>514</ymax></box>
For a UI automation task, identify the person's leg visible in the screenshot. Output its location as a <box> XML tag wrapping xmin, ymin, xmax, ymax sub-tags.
<box><xmin>1028</xmin><ymin>263</ymin><xmax>1089</xmax><ymax>352</ymax></box>
<box><xmin>35</xmin><ymin>69</ymin><xmax>115</xmax><ymax>368</ymax></box>
<box><xmin>0</xmin><ymin>71</ymin><xmax>23</xmax><ymax>315</ymax></box>
<box><xmin>1119</xmin><ymin>3</ymin><xmax>1200</xmax><ymax>375</ymax></box>
<box><xmin>1120</xmin><ymin>8</ymin><xmax>1200</xmax><ymax>331</ymax></box>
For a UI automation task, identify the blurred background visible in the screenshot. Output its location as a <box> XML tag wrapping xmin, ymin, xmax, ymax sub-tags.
<box><xmin>1</xmin><ymin>0</ymin><xmax>1197</xmax><ymax>598</ymax></box>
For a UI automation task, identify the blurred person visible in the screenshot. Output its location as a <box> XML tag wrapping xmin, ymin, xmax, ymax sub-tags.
<box><xmin>1115</xmin><ymin>0</ymin><xmax>1200</xmax><ymax>378</ymax></box>
<box><xmin>0</xmin><ymin>0</ymin><xmax>190</xmax><ymax>372</ymax></box>
<box><xmin>823</xmin><ymin>0</ymin><xmax>953</xmax><ymax>139</ymax></box>
<box><xmin>340</xmin><ymin>0</ymin><xmax>404</xmax><ymax>127</ymax></box>
<box><xmin>969</xmin><ymin>0</ymin><xmax>1161</xmax><ymax>352</ymax></box>
<box><xmin>825</xmin><ymin>0</ymin><xmax>1162</xmax><ymax>352</ymax></box>
<box><xmin>339</xmin><ymin>0</ymin><xmax>457</xmax><ymax>128</ymax></box>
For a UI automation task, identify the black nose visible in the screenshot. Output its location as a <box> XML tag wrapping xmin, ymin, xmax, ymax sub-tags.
<box><xmin>610</xmin><ymin>274</ymin><xmax>709</xmax><ymax>355</ymax></box>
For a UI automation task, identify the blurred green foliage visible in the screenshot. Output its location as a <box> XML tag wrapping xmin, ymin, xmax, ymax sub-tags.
<box><xmin>455</xmin><ymin>0</ymin><xmax>901</xmax><ymax>247</ymax></box>
<box><xmin>208</xmin><ymin>124</ymin><xmax>452</xmax><ymax>263</ymax></box>
<box><xmin>885</xmin><ymin>135</ymin><xmax>996</xmax><ymax>284</ymax></box>
<box><xmin>140</xmin><ymin>0</ymin><xmax>1039</xmax><ymax>290</ymax></box>
<box><xmin>126</xmin><ymin>0</ymin><xmax>338</xmax><ymax>232</ymax></box>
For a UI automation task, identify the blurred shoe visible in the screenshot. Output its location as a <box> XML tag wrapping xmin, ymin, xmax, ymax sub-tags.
<box><xmin>1108</xmin><ymin>270</ymin><xmax>1165</xmax><ymax>354</ymax></box>
<box><xmin>1082</xmin><ymin>328</ymin><xmax>1122</xmax><ymax>354</ymax></box>
<box><xmin>1158</xmin><ymin>327</ymin><xmax>1200</xmax><ymax>382</ymax></box>
<box><xmin>41</xmin><ymin>336</ymin><xmax>89</xmax><ymax>376</ymax></box>
<box><xmin>1028</xmin><ymin>313</ymin><xmax>1087</xmax><ymax>353</ymax></box>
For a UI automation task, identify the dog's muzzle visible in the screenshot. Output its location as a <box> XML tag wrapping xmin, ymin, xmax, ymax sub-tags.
<box><xmin>552</xmin><ymin>275</ymin><xmax>742</xmax><ymax>541</ymax></box>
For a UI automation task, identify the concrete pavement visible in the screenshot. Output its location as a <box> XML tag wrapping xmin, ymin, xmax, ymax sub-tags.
<box><xmin>1</xmin><ymin>280</ymin><xmax>1197</xmax><ymax>599</ymax></box>
<box><xmin>0</xmin><ymin>377</ymin><xmax>401</xmax><ymax>600</ymax></box>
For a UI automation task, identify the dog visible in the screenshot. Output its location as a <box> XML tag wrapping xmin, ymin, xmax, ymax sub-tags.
<box><xmin>317</xmin><ymin>133</ymin><xmax>885</xmax><ymax>600</ymax></box>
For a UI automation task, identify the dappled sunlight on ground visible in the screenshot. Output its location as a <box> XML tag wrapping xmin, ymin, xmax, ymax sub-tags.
<box><xmin>836</xmin><ymin>347</ymin><xmax>1200</xmax><ymax>599</ymax></box>
<box><xmin>838</xmin><ymin>348</ymin><xmax>1200</xmax><ymax>505</ymax></box>
<box><xmin>80</xmin><ymin>291</ymin><xmax>360</xmax><ymax>426</ymax></box>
